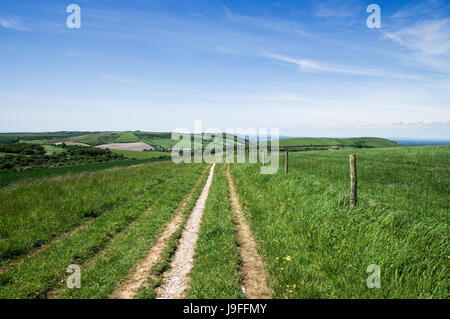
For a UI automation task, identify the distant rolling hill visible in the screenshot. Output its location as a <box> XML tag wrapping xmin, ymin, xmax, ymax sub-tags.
<box><xmin>0</xmin><ymin>132</ymin><xmax>398</xmax><ymax>152</ymax></box>
<box><xmin>77</xmin><ymin>131</ymin><xmax>141</xmax><ymax>146</ymax></box>
<box><xmin>278</xmin><ymin>137</ymin><xmax>398</xmax><ymax>150</ymax></box>
<box><xmin>74</xmin><ymin>131</ymin><xmax>247</xmax><ymax>151</ymax></box>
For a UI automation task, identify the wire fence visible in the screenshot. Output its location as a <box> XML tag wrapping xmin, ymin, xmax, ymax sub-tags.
<box><xmin>280</xmin><ymin>151</ymin><xmax>449</xmax><ymax>222</ymax></box>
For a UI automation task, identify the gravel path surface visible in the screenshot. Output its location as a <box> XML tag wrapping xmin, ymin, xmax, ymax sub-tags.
<box><xmin>156</xmin><ymin>163</ymin><xmax>216</xmax><ymax>299</ymax></box>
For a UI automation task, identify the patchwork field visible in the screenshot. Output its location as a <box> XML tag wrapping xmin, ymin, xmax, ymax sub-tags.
<box><xmin>1</xmin><ymin>131</ymin><xmax>253</xmax><ymax>152</ymax></box>
<box><xmin>0</xmin><ymin>145</ymin><xmax>447</xmax><ymax>299</ymax></box>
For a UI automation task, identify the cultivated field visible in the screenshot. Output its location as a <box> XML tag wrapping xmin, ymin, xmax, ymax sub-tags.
<box><xmin>0</xmin><ymin>145</ymin><xmax>447</xmax><ymax>299</ymax></box>
<box><xmin>96</xmin><ymin>142</ymin><xmax>154</xmax><ymax>151</ymax></box>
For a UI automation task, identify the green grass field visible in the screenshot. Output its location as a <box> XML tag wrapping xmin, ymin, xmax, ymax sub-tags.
<box><xmin>54</xmin><ymin>164</ymin><xmax>207</xmax><ymax>299</ymax></box>
<box><xmin>0</xmin><ymin>161</ymin><xmax>206</xmax><ymax>298</ymax></box>
<box><xmin>230</xmin><ymin>145</ymin><xmax>448</xmax><ymax>298</ymax></box>
<box><xmin>0</xmin><ymin>157</ymin><xmax>168</xmax><ymax>188</ymax></box>
<box><xmin>0</xmin><ymin>144</ymin><xmax>447</xmax><ymax>299</ymax></box>
<box><xmin>111</xmin><ymin>150</ymin><xmax>170</xmax><ymax>160</ymax></box>
<box><xmin>0</xmin><ymin>161</ymin><xmax>185</xmax><ymax>264</ymax></box>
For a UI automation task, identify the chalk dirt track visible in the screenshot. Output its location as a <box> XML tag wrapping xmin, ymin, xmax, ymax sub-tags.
<box><xmin>156</xmin><ymin>163</ymin><xmax>216</xmax><ymax>299</ymax></box>
<box><xmin>110</xmin><ymin>165</ymin><xmax>211</xmax><ymax>299</ymax></box>
<box><xmin>226</xmin><ymin>164</ymin><xmax>270</xmax><ymax>299</ymax></box>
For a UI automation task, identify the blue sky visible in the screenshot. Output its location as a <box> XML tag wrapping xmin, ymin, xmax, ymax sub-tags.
<box><xmin>0</xmin><ymin>0</ymin><xmax>449</xmax><ymax>138</ymax></box>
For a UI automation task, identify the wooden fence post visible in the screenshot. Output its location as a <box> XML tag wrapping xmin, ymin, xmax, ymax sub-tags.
<box><xmin>349</xmin><ymin>154</ymin><xmax>357</xmax><ymax>208</ymax></box>
<box><xmin>285</xmin><ymin>150</ymin><xmax>289</xmax><ymax>173</ymax></box>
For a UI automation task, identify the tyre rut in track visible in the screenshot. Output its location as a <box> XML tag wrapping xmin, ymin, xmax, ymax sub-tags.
<box><xmin>45</xmin><ymin>168</ymin><xmax>197</xmax><ymax>299</ymax></box>
<box><xmin>226</xmin><ymin>164</ymin><xmax>270</xmax><ymax>299</ymax></box>
<box><xmin>111</xmin><ymin>164</ymin><xmax>211</xmax><ymax>299</ymax></box>
<box><xmin>0</xmin><ymin>173</ymin><xmax>178</xmax><ymax>274</ymax></box>
<box><xmin>156</xmin><ymin>163</ymin><xmax>216</xmax><ymax>299</ymax></box>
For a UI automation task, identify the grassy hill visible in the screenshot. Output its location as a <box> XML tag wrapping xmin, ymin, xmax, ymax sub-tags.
<box><xmin>77</xmin><ymin>131</ymin><xmax>248</xmax><ymax>151</ymax></box>
<box><xmin>279</xmin><ymin>137</ymin><xmax>398</xmax><ymax>149</ymax></box>
<box><xmin>78</xmin><ymin>132</ymin><xmax>141</xmax><ymax>146</ymax></box>
<box><xmin>1</xmin><ymin>132</ymin><xmax>397</xmax><ymax>152</ymax></box>
<box><xmin>134</xmin><ymin>132</ymin><xmax>176</xmax><ymax>149</ymax></box>
<box><xmin>0</xmin><ymin>132</ymin><xmax>89</xmax><ymax>145</ymax></box>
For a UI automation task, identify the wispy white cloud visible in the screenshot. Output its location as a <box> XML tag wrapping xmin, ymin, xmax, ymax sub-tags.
<box><xmin>262</xmin><ymin>52</ymin><xmax>419</xmax><ymax>80</ymax></box>
<box><xmin>384</xmin><ymin>19</ymin><xmax>450</xmax><ymax>56</ymax></box>
<box><xmin>383</xmin><ymin>18</ymin><xmax>450</xmax><ymax>73</ymax></box>
<box><xmin>389</xmin><ymin>1</ymin><xmax>447</xmax><ymax>20</ymax></box>
<box><xmin>0</xmin><ymin>15</ymin><xmax>27</xmax><ymax>30</ymax></box>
